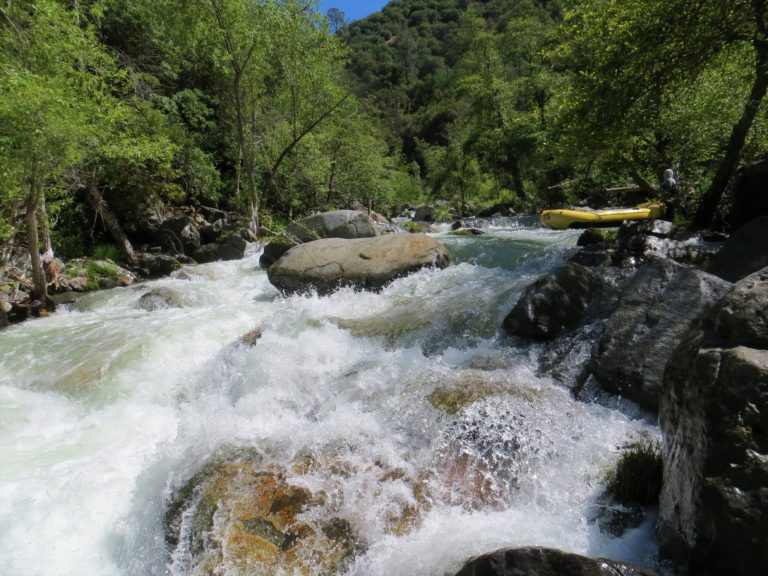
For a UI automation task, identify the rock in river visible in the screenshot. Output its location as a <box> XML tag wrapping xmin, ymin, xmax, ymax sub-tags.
<box><xmin>267</xmin><ymin>233</ymin><xmax>450</xmax><ymax>295</ymax></box>
<box><xmin>453</xmin><ymin>547</ymin><xmax>660</xmax><ymax>576</ymax></box>
<box><xmin>165</xmin><ymin>452</ymin><xmax>357</xmax><ymax>575</ymax></box>
<box><xmin>658</xmin><ymin>266</ymin><xmax>768</xmax><ymax>576</ymax></box>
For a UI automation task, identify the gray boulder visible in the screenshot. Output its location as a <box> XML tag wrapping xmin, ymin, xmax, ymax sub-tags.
<box><xmin>592</xmin><ymin>259</ymin><xmax>731</xmax><ymax>411</ymax></box>
<box><xmin>708</xmin><ymin>215</ymin><xmax>768</xmax><ymax>282</ymax></box>
<box><xmin>267</xmin><ymin>233</ymin><xmax>449</xmax><ymax>295</ymax></box>
<box><xmin>413</xmin><ymin>205</ymin><xmax>435</xmax><ymax>222</ymax></box>
<box><xmin>453</xmin><ymin>547</ymin><xmax>660</xmax><ymax>576</ymax></box>
<box><xmin>286</xmin><ymin>210</ymin><xmax>377</xmax><ymax>243</ymax></box>
<box><xmin>658</xmin><ymin>266</ymin><xmax>768</xmax><ymax>576</ymax></box>
<box><xmin>137</xmin><ymin>287</ymin><xmax>183</xmax><ymax>311</ymax></box>
<box><xmin>159</xmin><ymin>215</ymin><xmax>202</xmax><ymax>253</ymax></box>
<box><xmin>260</xmin><ymin>210</ymin><xmax>378</xmax><ymax>268</ymax></box>
<box><xmin>503</xmin><ymin>263</ymin><xmax>603</xmax><ymax>340</ymax></box>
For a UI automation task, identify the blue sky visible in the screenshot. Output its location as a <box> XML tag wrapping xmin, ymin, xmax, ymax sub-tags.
<box><xmin>317</xmin><ymin>1</ymin><xmax>388</xmax><ymax>23</ymax></box>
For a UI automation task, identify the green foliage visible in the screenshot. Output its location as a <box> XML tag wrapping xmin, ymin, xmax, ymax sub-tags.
<box><xmin>400</xmin><ymin>221</ymin><xmax>424</xmax><ymax>233</ymax></box>
<box><xmin>92</xmin><ymin>244</ymin><xmax>122</xmax><ymax>263</ymax></box>
<box><xmin>432</xmin><ymin>204</ymin><xmax>454</xmax><ymax>222</ymax></box>
<box><xmin>608</xmin><ymin>441</ymin><xmax>663</xmax><ymax>505</ymax></box>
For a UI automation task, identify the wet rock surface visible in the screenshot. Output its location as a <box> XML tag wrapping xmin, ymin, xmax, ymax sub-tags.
<box><xmin>658</xmin><ymin>266</ymin><xmax>768</xmax><ymax>576</ymax></box>
<box><xmin>592</xmin><ymin>259</ymin><xmax>731</xmax><ymax>411</ymax></box>
<box><xmin>165</xmin><ymin>452</ymin><xmax>358</xmax><ymax>576</ymax></box>
<box><xmin>136</xmin><ymin>287</ymin><xmax>184</xmax><ymax>311</ymax></box>
<box><xmin>502</xmin><ymin>263</ymin><xmax>603</xmax><ymax>340</ymax></box>
<box><xmin>453</xmin><ymin>547</ymin><xmax>661</xmax><ymax>576</ymax></box>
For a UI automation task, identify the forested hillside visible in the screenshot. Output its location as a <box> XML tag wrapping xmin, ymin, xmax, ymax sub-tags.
<box><xmin>1</xmin><ymin>0</ymin><xmax>767</xmax><ymax>300</ymax></box>
<box><xmin>341</xmin><ymin>0</ymin><xmax>768</xmax><ymax>219</ymax></box>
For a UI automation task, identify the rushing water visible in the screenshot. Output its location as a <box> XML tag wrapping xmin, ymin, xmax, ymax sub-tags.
<box><xmin>0</xmin><ymin>222</ymin><xmax>661</xmax><ymax>576</ymax></box>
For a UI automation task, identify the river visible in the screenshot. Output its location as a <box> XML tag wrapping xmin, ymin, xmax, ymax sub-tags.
<box><xmin>0</xmin><ymin>220</ymin><xmax>661</xmax><ymax>575</ymax></box>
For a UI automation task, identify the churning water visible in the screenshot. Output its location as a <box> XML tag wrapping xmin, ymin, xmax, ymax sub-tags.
<box><xmin>0</xmin><ymin>222</ymin><xmax>660</xmax><ymax>576</ymax></box>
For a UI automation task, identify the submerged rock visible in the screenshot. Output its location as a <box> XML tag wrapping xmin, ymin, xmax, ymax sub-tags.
<box><xmin>658</xmin><ymin>266</ymin><xmax>768</xmax><ymax>576</ymax></box>
<box><xmin>136</xmin><ymin>287</ymin><xmax>183</xmax><ymax>311</ymax></box>
<box><xmin>165</xmin><ymin>453</ymin><xmax>358</xmax><ymax>576</ymax></box>
<box><xmin>592</xmin><ymin>259</ymin><xmax>731</xmax><ymax>411</ymax></box>
<box><xmin>502</xmin><ymin>263</ymin><xmax>603</xmax><ymax>340</ymax></box>
<box><xmin>267</xmin><ymin>233</ymin><xmax>450</xmax><ymax>295</ymax></box>
<box><xmin>453</xmin><ymin>547</ymin><xmax>661</xmax><ymax>576</ymax></box>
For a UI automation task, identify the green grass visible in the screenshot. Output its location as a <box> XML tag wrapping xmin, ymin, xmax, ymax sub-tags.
<box><xmin>401</xmin><ymin>221</ymin><xmax>424</xmax><ymax>233</ymax></box>
<box><xmin>609</xmin><ymin>441</ymin><xmax>663</xmax><ymax>505</ymax></box>
<box><xmin>92</xmin><ymin>244</ymin><xmax>121</xmax><ymax>263</ymax></box>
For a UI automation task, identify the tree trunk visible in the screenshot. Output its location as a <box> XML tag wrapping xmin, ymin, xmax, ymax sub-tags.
<box><xmin>693</xmin><ymin>35</ymin><xmax>768</xmax><ymax>229</ymax></box>
<box><xmin>86</xmin><ymin>179</ymin><xmax>138</xmax><ymax>265</ymax></box>
<box><xmin>509</xmin><ymin>154</ymin><xmax>526</xmax><ymax>200</ymax></box>
<box><xmin>25</xmin><ymin>179</ymin><xmax>48</xmax><ymax>303</ymax></box>
<box><xmin>37</xmin><ymin>194</ymin><xmax>52</xmax><ymax>254</ymax></box>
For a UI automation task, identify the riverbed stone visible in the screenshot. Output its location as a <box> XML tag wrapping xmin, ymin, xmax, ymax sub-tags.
<box><xmin>453</xmin><ymin>547</ymin><xmax>661</xmax><ymax>576</ymax></box>
<box><xmin>592</xmin><ymin>259</ymin><xmax>731</xmax><ymax>411</ymax></box>
<box><xmin>267</xmin><ymin>233</ymin><xmax>450</xmax><ymax>295</ymax></box>
<box><xmin>658</xmin><ymin>266</ymin><xmax>768</xmax><ymax>576</ymax></box>
<box><xmin>165</xmin><ymin>453</ymin><xmax>358</xmax><ymax>575</ymax></box>
<box><xmin>502</xmin><ymin>262</ymin><xmax>603</xmax><ymax>340</ymax></box>
<box><xmin>137</xmin><ymin>287</ymin><xmax>183</xmax><ymax>311</ymax></box>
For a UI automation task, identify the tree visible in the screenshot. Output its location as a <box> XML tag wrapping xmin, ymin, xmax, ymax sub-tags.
<box><xmin>560</xmin><ymin>0</ymin><xmax>768</xmax><ymax>228</ymax></box>
<box><xmin>0</xmin><ymin>0</ymin><xmax>109</xmax><ymax>301</ymax></box>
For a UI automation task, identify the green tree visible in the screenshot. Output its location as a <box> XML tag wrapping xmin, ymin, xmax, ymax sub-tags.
<box><xmin>0</xmin><ymin>0</ymin><xmax>110</xmax><ymax>300</ymax></box>
<box><xmin>560</xmin><ymin>0</ymin><xmax>768</xmax><ymax>227</ymax></box>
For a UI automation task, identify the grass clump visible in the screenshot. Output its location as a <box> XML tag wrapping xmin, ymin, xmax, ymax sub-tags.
<box><xmin>608</xmin><ymin>441</ymin><xmax>663</xmax><ymax>505</ymax></box>
<box><xmin>92</xmin><ymin>244</ymin><xmax>121</xmax><ymax>263</ymax></box>
<box><xmin>433</xmin><ymin>204</ymin><xmax>454</xmax><ymax>222</ymax></box>
<box><xmin>401</xmin><ymin>221</ymin><xmax>424</xmax><ymax>233</ymax></box>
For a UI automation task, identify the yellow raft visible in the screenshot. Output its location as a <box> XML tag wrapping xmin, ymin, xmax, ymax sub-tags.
<box><xmin>540</xmin><ymin>202</ymin><xmax>665</xmax><ymax>230</ymax></box>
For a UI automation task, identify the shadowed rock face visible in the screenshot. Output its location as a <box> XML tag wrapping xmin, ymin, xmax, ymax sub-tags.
<box><xmin>708</xmin><ymin>215</ymin><xmax>768</xmax><ymax>282</ymax></box>
<box><xmin>453</xmin><ymin>547</ymin><xmax>661</xmax><ymax>576</ymax></box>
<box><xmin>659</xmin><ymin>266</ymin><xmax>768</xmax><ymax>576</ymax></box>
<box><xmin>502</xmin><ymin>262</ymin><xmax>603</xmax><ymax>340</ymax></box>
<box><xmin>592</xmin><ymin>259</ymin><xmax>731</xmax><ymax>411</ymax></box>
<box><xmin>267</xmin><ymin>233</ymin><xmax>450</xmax><ymax>295</ymax></box>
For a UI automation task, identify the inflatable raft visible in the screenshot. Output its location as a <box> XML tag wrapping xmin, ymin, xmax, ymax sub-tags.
<box><xmin>540</xmin><ymin>202</ymin><xmax>664</xmax><ymax>230</ymax></box>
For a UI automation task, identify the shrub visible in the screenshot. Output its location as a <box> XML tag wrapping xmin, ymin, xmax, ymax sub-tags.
<box><xmin>608</xmin><ymin>441</ymin><xmax>663</xmax><ymax>505</ymax></box>
<box><xmin>400</xmin><ymin>221</ymin><xmax>424</xmax><ymax>233</ymax></box>
<box><xmin>92</xmin><ymin>244</ymin><xmax>121</xmax><ymax>263</ymax></box>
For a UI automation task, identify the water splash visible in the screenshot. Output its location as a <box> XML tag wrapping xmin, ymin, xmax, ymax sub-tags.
<box><xmin>0</xmin><ymin>229</ymin><xmax>662</xmax><ymax>576</ymax></box>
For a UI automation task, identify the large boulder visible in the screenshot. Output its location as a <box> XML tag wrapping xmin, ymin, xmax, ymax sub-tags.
<box><xmin>592</xmin><ymin>259</ymin><xmax>731</xmax><ymax>411</ymax></box>
<box><xmin>502</xmin><ymin>263</ymin><xmax>603</xmax><ymax>340</ymax></box>
<box><xmin>658</xmin><ymin>266</ymin><xmax>768</xmax><ymax>576</ymax></box>
<box><xmin>708</xmin><ymin>215</ymin><xmax>768</xmax><ymax>282</ymax></box>
<box><xmin>192</xmin><ymin>234</ymin><xmax>247</xmax><ymax>264</ymax></box>
<box><xmin>259</xmin><ymin>210</ymin><xmax>378</xmax><ymax>268</ymax></box>
<box><xmin>286</xmin><ymin>209</ymin><xmax>378</xmax><ymax>242</ymax></box>
<box><xmin>164</xmin><ymin>452</ymin><xmax>357</xmax><ymax>575</ymax></box>
<box><xmin>453</xmin><ymin>547</ymin><xmax>660</xmax><ymax>576</ymax></box>
<box><xmin>267</xmin><ymin>233</ymin><xmax>450</xmax><ymax>295</ymax></box>
<box><xmin>158</xmin><ymin>215</ymin><xmax>202</xmax><ymax>254</ymax></box>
